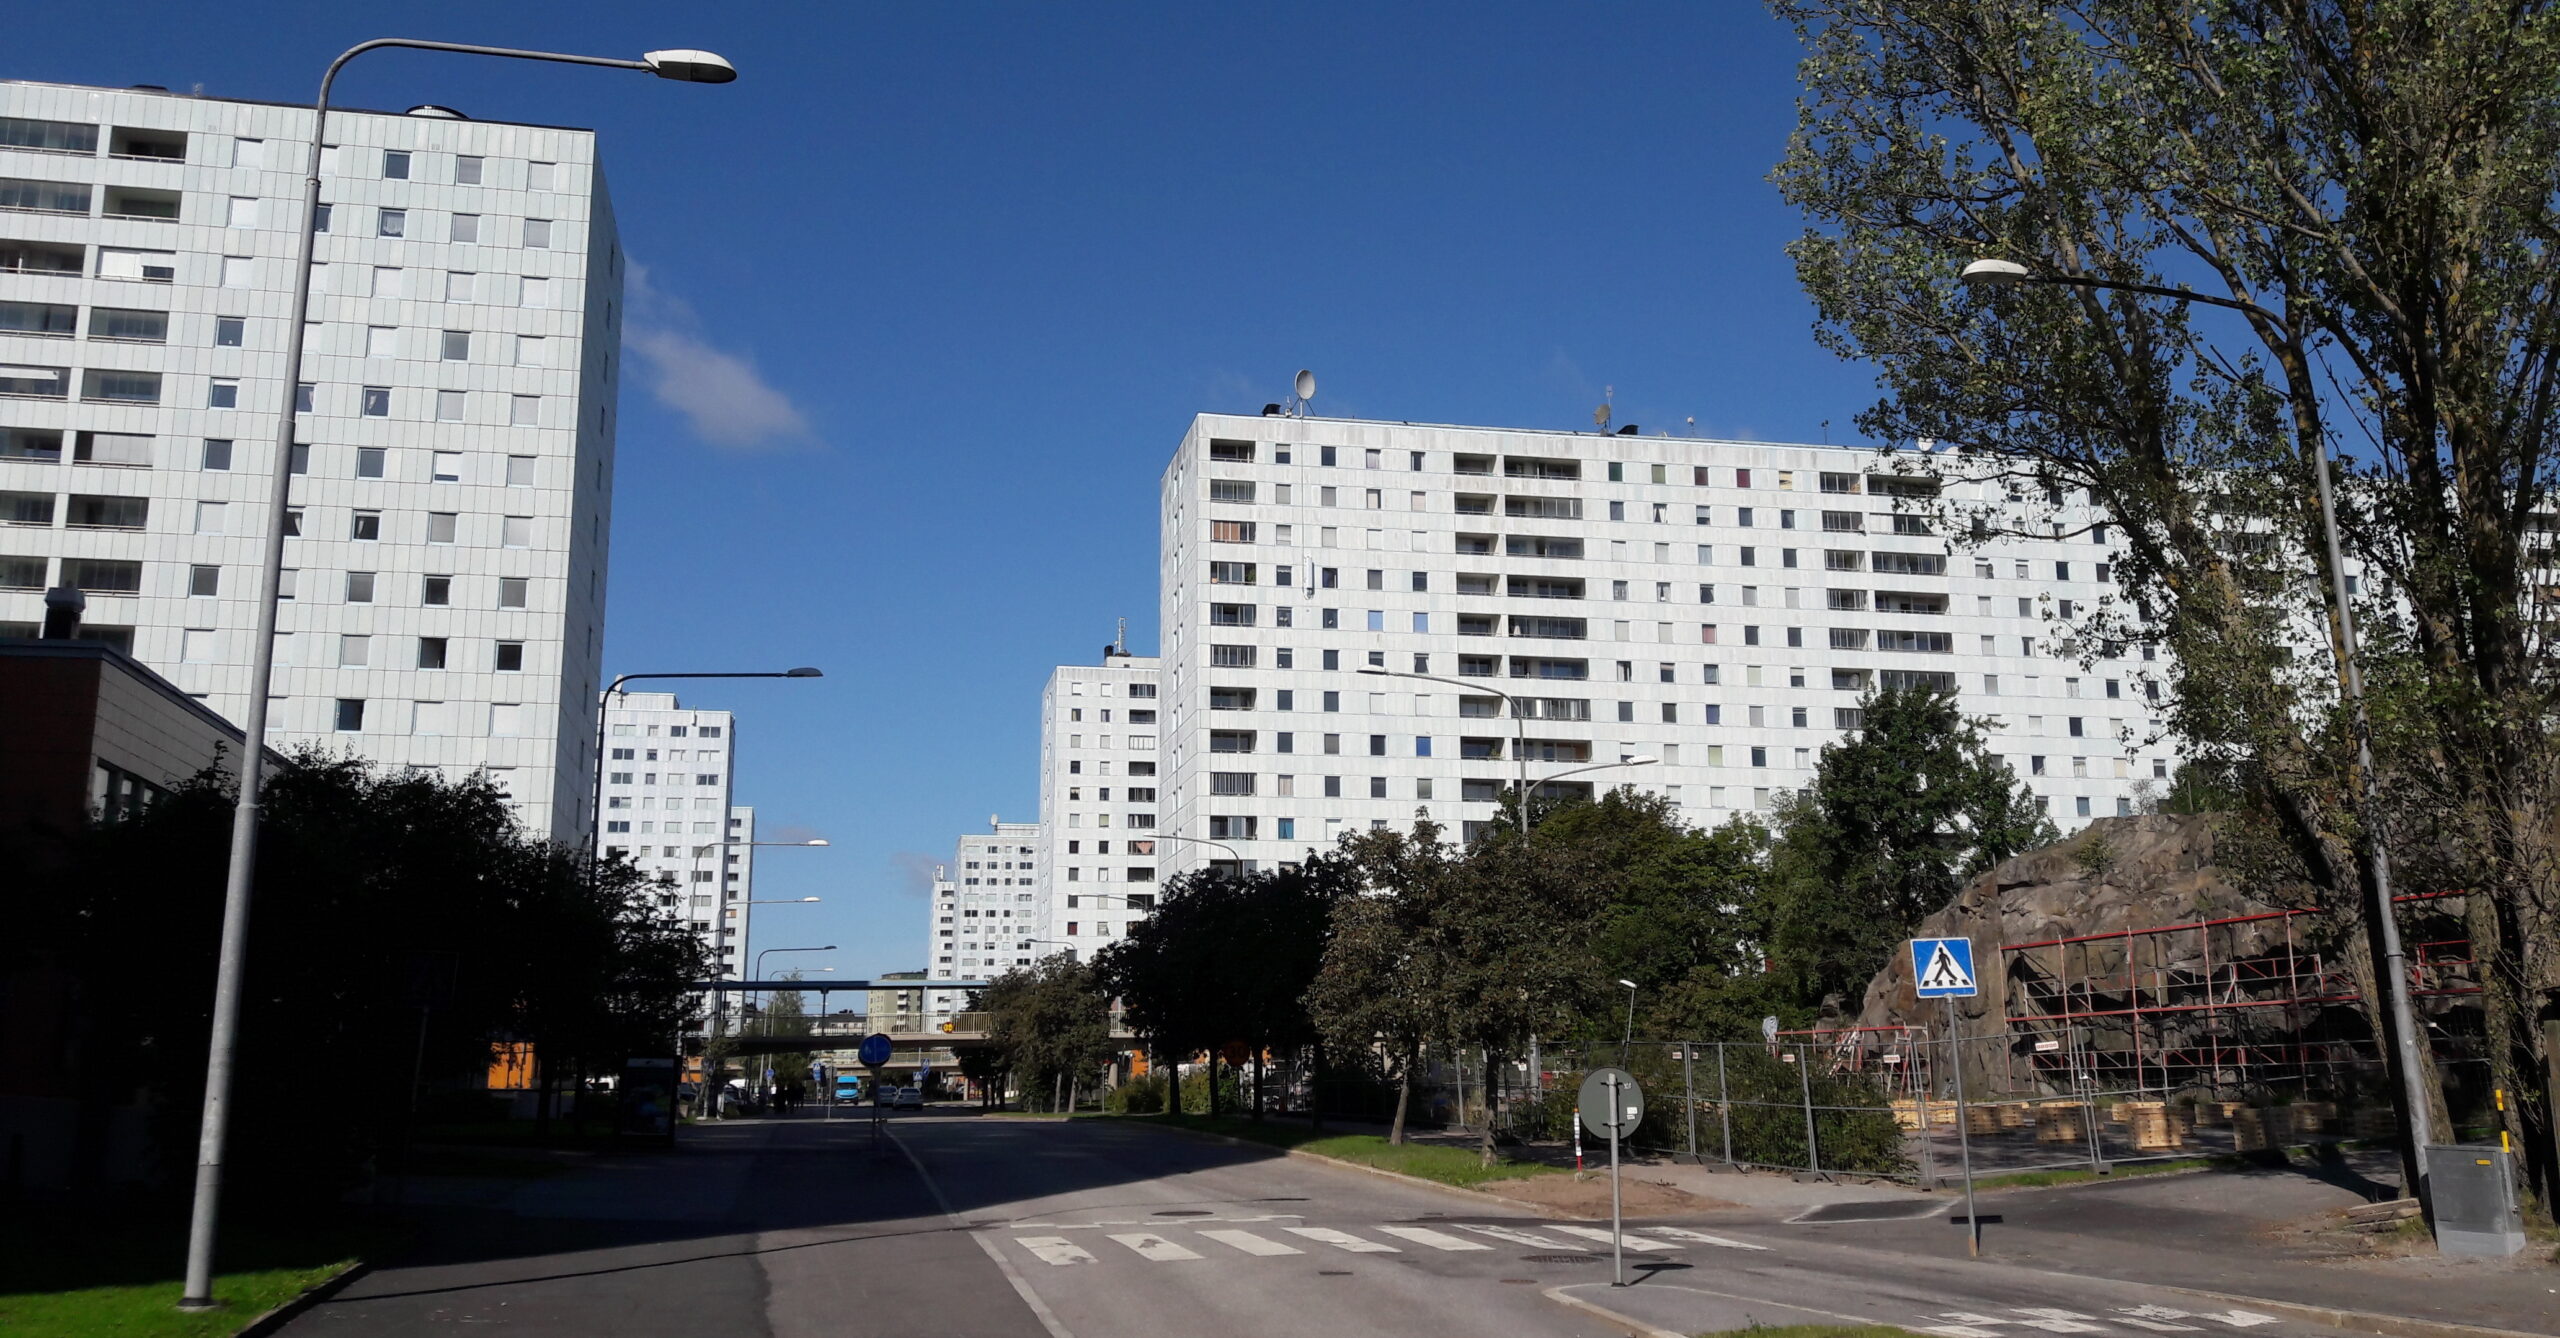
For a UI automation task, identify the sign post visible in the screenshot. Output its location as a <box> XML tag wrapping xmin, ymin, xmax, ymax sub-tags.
<box><xmin>1578</xmin><ymin>1067</ymin><xmax>1644</xmax><ymax>1288</ymax></box>
<box><xmin>858</xmin><ymin>1032</ymin><xmax>893</xmax><ymax>1146</ymax></box>
<box><xmin>1912</xmin><ymin>936</ymin><xmax>1981</xmax><ymax>1257</ymax></box>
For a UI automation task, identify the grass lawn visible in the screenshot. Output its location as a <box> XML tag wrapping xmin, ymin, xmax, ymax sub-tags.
<box><xmin>0</xmin><ymin>1191</ymin><xmax>386</xmax><ymax>1338</ymax></box>
<box><xmin>1115</xmin><ymin>1114</ymin><xmax>1559</xmax><ymax>1189</ymax></box>
<box><xmin>1972</xmin><ymin>1156</ymin><xmax>2220</xmax><ymax>1191</ymax></box>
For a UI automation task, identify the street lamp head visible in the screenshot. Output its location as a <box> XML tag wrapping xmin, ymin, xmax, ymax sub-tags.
<box><xmin>1618</xmin><ymin>979</ymin><xmax>1639</xmax><ymax>990</ymax></box>
<box><xmin>799</xmin><ymin>896</ymin><xmax>821</xmax><ymax>902</ymax></box>
<box><xmin>1623</xmin><ymin>757</ymin><xmax>1660</xmax><ymax>768</ymax></box>
<box><xmin>804</xmin><ymin>839</ymin><xmax>831</xmax><ymax>846</ymax></box>
<box><xmin>643</xmin><ymin>49</ymin><xmax>738</xmax><ymax>83</ymax></box>
<box><xmin>1355</xmin><ymin>667</ymin><xmax>1389</xmax><ymax>676</ymax></box>
<box><xmin>784</xmin><ymin>666</ymin><xmax>824</xmax><ymax>678</ymax></box>
<box><xmin>1960</xmin><ymin>258</ymin><xmax>2032</xmax><ymax>288</ymax></box>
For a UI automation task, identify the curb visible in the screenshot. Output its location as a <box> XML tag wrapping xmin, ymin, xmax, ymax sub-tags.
<box><xmin>1541</xmin><ymin>1285</ymin><xmax>1687</xmax><ymax>1338</ymax></box>
<box><xmin>1121</xmin><ymin>1118</ymin><xmax>1562</xmax><ymax>1217</ymax></box>
<box><xmin>2162</xmin><ymin>1287</ymin><xmax>2555</xmax><ymax>1338</ymax></box>
<box><xmin>232</xmin><ymin>1259</ymin><xmax>369</xmax><ymax>1338</ymax></box>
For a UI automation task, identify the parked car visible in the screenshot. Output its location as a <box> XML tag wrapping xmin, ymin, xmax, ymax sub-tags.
<box><xmin>893</xmin><ymin>1086</ymin><xmax>923</xmax><ymax>1110</ymax></box>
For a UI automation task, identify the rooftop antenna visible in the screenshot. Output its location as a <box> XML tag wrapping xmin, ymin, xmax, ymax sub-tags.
<box><xmin>1821</xmin><ymin>418</ymin><xmax>1831</xmax><ymax>444</ymax></box>
<box><xmin>1113</xmin><ymin>617</ymin><xmax>1128</xmax><ymax>655</ymax></box>
<box><xmin>1594</xmin><ymin>385</ymin><xmax>1614</xmax><ymax>433</ymax></box>
<box><xmin>1289</xmin><ymin>368</ymin><xmax>1316</xmax><ymax>418</ymax></box>
<box><xmin>1685</xmin><ymin>415</ymin><xmax>1697</xmax><ymax>437</ymax></box>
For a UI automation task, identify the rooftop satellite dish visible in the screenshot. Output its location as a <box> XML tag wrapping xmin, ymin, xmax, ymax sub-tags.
<box><xmin>1294</xmin><ymin>369</ymin><xmax>1316</xmax><ymax>403</ymax></box>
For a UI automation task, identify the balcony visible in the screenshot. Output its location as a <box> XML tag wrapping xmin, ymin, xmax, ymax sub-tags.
<box><xmin>0</xmin><ymin>117</ymin><xmax>99</xmax><ymax>157</ymax></box>
<box><xmin>1455</xmin><ymin>572</ymin><xmax>1497</xmax><ymax>595</ymax></box>
<box><xmin>1</xmin><ymin>428</ymin><xmax>63</xmax><ymax>462</ymax></box>
<box><xmin>64</xmin><ymin>557</ymin><xmax>141</xmax><ymax>593</ymax></box>
<box><xmin>88</xmin><ymin>308</ymin><xmax>168</xmax><ymax>344</ymax></box>
<box><xmin>1453</xmin><ymin>453</ymin><xmax>1494</xmax><ymax>476</ymax></box>
<box><xmin>1453</xmin><ymin>493</ymin><xmax>1495</xmax><ymax>516</ymax></box>
<box><xmin>65</xmin><ymin>494</ymin><xmax>148</xmax><ymax>531</ymax></box>
<box><xmin>80</xmin><ymin>369</ymin><xmax>160</xmax><ymax>405</ymax></box>
<box><xmin>1507</xmin><ymin>615</ymin><xmax>1587</xmax><ymax>640</ymax></box>
<box><xmin>1504</xmin><ymin>495</ymin><xmax>1581</xmax><ymax>520</ymax></box>
<box><xmin>107</xmin><ymin>127</ymin><xmax>187</xmax><ymax>162</ymax></box>
<box><xmin>1457</xmin><ymin>615</ymin><xmax>1497</xmax><ymax>637</ymax></box>
<box><xmin>1503</xmin><ymin>455</ymin><xmax>1580</xmax><ymax>480</ymax></box>
<box><xmin>100</xmin><ymin>186</ymin><xmax>180</xmax><ymax>222</ymax></box>
<box><xmin>0</xmin><ymin>364</ymin><xmax>68</xmax><ymax>400</ymax></box>
<box><xmin>1505</xmin><ymin>535</ymin><xmax>1583</xmax><ymax>560</ymax></box>
<box><xmin>72</xmin><ymin>432</ymin><xmax>152</xmax><ymax>467</ymax></box>
<box><xmin>1505</xmin><ymin>576</ymin><xmax>1583</xmax><ymax>600</ymax></box>
<box><xmin>0</xmin><ymin>301</ymin><xmax>75</xmax><ymax>338</ymax></box>
<box><xmin>0</xmin><ymin>178</ymin><xmax>90</xmax><ymax>216</ymax></box>
<box><xmin>0</xmin><ymin>240</ymin><xmax>83</xmax><ymax>276</ymax></box>
<box><xmin>3</xmin><ymin>490</ymin><xmax>56</xmax><ymax>527</ymax></box>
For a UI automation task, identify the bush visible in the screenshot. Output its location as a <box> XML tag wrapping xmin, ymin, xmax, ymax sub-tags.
<box><xmin>1179</xmin><ymin>1068</ymin><xmax>1243</xmax><ymax>1114</ymax></box>
<box><xmin>1108</xmin><ymin>1073</ymin><xmax>1169</xmax><ymax>1114</ymax></box>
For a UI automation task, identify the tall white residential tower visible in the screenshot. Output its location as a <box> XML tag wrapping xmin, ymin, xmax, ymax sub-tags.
<box><xmin>926</xmin><ymin>819</ymin><xmax>1042</xmax><ymax>1026</ymax></box>
<box><xmin>1034</xmin><ymin>648</ymin><xmax>1162</xmax><ymax>962</ymax></box>
<box><xmin>595</xmin><ymin>691</ymin><xmax>747</xmax><ymax>977</ymax></box>
<box><xmin>1156</xmin><ymin>413</ymin><xmax>2170</xmax><ymax>877</ymax></box>
<box><xmin>0</xmin><ymin>82</ymin><xmax>622</xmax><ymax>836</ymax></box>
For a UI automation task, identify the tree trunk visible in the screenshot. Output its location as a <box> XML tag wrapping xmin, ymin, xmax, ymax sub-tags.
<box><xmin>1310</xmin><ymin>1041</ymin><xmax>1326</xmax><ymax>1133</ymax></box>
<box><xmin>1390</xmin><ymin>1043</ymin><xmax>1415</xmax><ymax>1145</ymax></box>
<box><xmin>1479</xmin><ymin>1049</ymin><xmax>1500</xmax><ymax>1167</ymax></box>
<box><xmin>1253</xmin><ymin>1047</ymin><xmax>1265</xmax><ymax>1122</ymax></box>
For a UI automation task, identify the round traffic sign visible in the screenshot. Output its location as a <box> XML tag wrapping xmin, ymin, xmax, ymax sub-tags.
<box><xmin>1578</xmin><ymin>1067</ymin><xmax>1644</xmax><ymax>1139</ymax></box>
<box><xmin>858</xmin><ymin>1032</ymin><xmax>893</xmax><ymax>1067</ymax></box>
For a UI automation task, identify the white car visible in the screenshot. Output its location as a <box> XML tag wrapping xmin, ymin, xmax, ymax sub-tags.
<box><xmin>893</xmin><ymin>1087</ymin><xmax>924</xmax><ymax>1110</ymax></box>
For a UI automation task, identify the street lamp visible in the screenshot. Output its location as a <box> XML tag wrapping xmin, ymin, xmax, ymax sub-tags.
<box><xmin>1145</xmin><ymin>831</ymin><xmax>1244</xmax><ymax>873</ymax></box>
<box><xmin>1358</xmin><ymin>666</ymin><xmax>1528</xmax><ymax>830</ymax></box>
<box><xmin>182</xmin><ymin>36</ymin><xmax>736</xmax><ymax>1314</ymax></box>
<box><xmin>593</xmin><ymin>667</ymin><xmax>823</xmax><ymax>849</ymax></box>
<box><xmin>1618</xmin><ymin>979</ymin><xmax>1639</xmax><ymax>1053</ymax></box>
<box><xmin>1960</xmin><ymin>256</ymin><xmax>2435</xmax><ymax>1200</ymax></box>
<box><xmin>1523</xmin><ymin>757</ymin><xmax>1658</xmax><ymax>832</ymax></box>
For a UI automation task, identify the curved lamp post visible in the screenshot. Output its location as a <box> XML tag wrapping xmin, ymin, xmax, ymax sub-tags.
<box><xmin>182</xmin><ymin>37</ymin><xmax>737</xmax><ymax>1313</ymax></box>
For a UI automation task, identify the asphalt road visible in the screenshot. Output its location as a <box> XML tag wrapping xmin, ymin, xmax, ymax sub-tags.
<box><xmin>281</xmin><ymin>1110</ymin><xmax>2391</xmax><ymax>1338</ymax></box>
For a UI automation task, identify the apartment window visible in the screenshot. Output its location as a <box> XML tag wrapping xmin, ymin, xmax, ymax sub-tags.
<box><xmin>495</xmin><ymin>641</ymin><xmax>524</xmax><ymax>672</ymax></box>
<box><xmin>185</xmin><ymin>563</ymin><xmax>219</xmax><ymax>597</ymax></box>
<box><xmin>439</xmin><ymin>329</ymin><xmax>471</xmax><ymax>361</ymax></box>
<box><xmin>200</xmin><ymin>439</ymin><xmax>233</xmax><ymax>470</ymax></box>
<box><xmin>431</xmin><ymin>451</ymin><xmax>463</xmax><ymax>483</ymax></box>
<box><xmin>454</xmin><ymin>154</ymin><xmax>484</xmax><ymax>185</ymax></box>
<box><xmin>436</xmin><ymin>390</ymin><xmax>466</xmax><ymax>422</ymax></box>
<box><xmin>282</xmin><ymin>508</ymin><xmax>302</xmax><ymax>536</ymax></box>
<box><xmin>422</xmin><ymin>575</ymin><xmax>451</xmax><ymax>606</ymax></box>
<box><xmin>219</xmin><ymin>255</ymin><xmax>252</xmax><ymax>287</ymax></box>
<box><xmin>334</xmin><ymin>699</ymin><xmax>366</xmax><ymax>731</ymax></box>
<box><xmin>527</xmin><ymin>160</ymin><xmax>557</xmax><ymax>191</ymax></box>
<box><xmin>382</xmin><ymin>149</ymin><xmax>410</xmax><ymax>179</ymax></box>
<box><xmin>337</xmin><ymin>634</ymin><xmax>370</xmax><ymax>668</ymax></box>
<box><xmin>361</xmin><ymin>386</ymin><xmax>391</xmax><ymax>417</ymax></box>
<box><xmin>499</xmin><ymin>577</ymin><xmax>529</xmax><ymax>609</ymax></box>
<box><xmin>354</xmin><ymin>446</ymin><xmax>386</xmax><ymax>479</ymax></box>
<box><xmin>445</xmin><ymin>271</ymin><xmax>474</xmax><ymax>302</ymax></box>
<box><xmin>345</xmin><ymin>571</ymin><xmax>376</xmax><ymax>602</ymax></box>
<box><xmin>207</xmin><ymin>378</ymin><xmax>239</xmax><ymax>409</ymax></box>
<box><xmin>189</xmin><ymin>501</ymin><xmax>226</xmax><ymax>536</ymax></box>
<box><xmin>350</xmin><ymin>510</ymin><xmax>381</xmax><ymax>541</ymax></box>
<box><xmin>502</xmin><ymin>515</ymin><xmax>532</xmax><ymax>547</ymax></box>
<box><xmin>510</xmin><ymin>395</ymin><xmax>538</xmax><ymax>427</ymax></box>
<box><xmin>210</xmin><ymin>315</ymin><xmax>245</xmax><ymax>348</ymax></box>
<box><xmin>524</xmin><ymin>218</ymin><xmax>553</xmax><ymax>248</ymax></box>
<box><xmin>426</xmin><ymin>512</ymin><xmax>457</xmax><ymax>543</ymax></box>
<box><xmin>514</xmin><ymin>335</ymin><xmax>545</xmax><ymax>367</ymax></box>
<box><xmin>418</xmin><ymin>636</ymin><xmax>448</xmax><ymax>669</ymax></box>
<box><xmin>505</xmin><ymin>455</ymin><xmax>534</xmax><ymax>486</ymax></box>
<box><xmin>449</xmin><ymin>214</ymin><xmax>480</xmax><ymax>244</ymax></box>
<box><xmin>377</xmin><ymin>208</ymin><xmax>406</xmax><ymax>237</ymax></box>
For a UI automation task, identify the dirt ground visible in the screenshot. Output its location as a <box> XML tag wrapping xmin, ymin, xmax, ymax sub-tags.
<box><xmin>1490</xmin><ymin>1170</ymin><xmax>1736</xmax><ymax>1218</ymax></box>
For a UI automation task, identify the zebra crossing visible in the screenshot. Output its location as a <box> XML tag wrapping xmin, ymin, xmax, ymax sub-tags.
<box><xmin>1002</xmin><ymin>1218</ymin><xmax>1772</xmax><ymax>1266</ymax></box>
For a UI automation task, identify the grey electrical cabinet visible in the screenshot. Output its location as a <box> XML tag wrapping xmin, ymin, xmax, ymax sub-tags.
<box><xmin>2427</xmin><ymin>1145</ymin><xmax>2525</xmax><ymax>1257</ymax></box>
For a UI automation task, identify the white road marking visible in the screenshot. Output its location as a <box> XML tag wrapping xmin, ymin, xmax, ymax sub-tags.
<box><xmin>2115</xmin><ymin>1307</ymin><xmax>2202</xmax><ymax>1331</ymax></box>
<box><xmin>1455</xmin><ymin>1223</ymin><xmax>1585</xmax><ymax>1249</ymax></box>
<box><xmin>1638</xmin><ymin>1226</ymin><xmax>1772</xmax><ymax>1251</ymax></box>
<box><xmin>1106</xmin><ymin>1232</ymin><xmax>1202</xmax><ymax>1261</ymax></box>
<box><xmin>1282</xmin><ymin>1226</ymin><xmax>1399</xmax><ymax>1253</ymax></box>
<box><xmin>1014</xmin><ymin>1236</ymin><xmax>1095</xmax><ymax>1267</ymax></box>
<box><xmin>2010</xmin><ymin>1309</ymin><xmax>2105</xmax><ymax>1333</ymax></box>
<box><xmin>1006</xmin><ymin>1213</ymin><xmax>1305</xmax><ymax>1229</ymax></box>
<box><xmin>1197</xmin><ymin>1228</ymin><xmax>1302</xmax><ymax>1256</ymax></box>
<box><xmin>2119</xmin><ymin>1321</ymin><xmax>2202</xmax><ymax>1332</ymax></box>
<box><xmin>1549</xmin><ymin>1224</ymin><xmax>1681</xmax><ymax>1251</ymax></box>
<box><xmin>2200</xmin><ymin>1312</ymin><xmax>2280</xmax><ymax>1328</ymax></box>
<box><xmin>1375</xmin><ymin>1225</ymin><xmax>1493</xmax><ymax>1252</ymax></box>
<box><xmin>1933</xmin><ymin>1312</ymin><xmax>2015</xmax><ymax>1328</ymax></box>
<box><xmin>1917</xmin><ymin>1327</ymin><xmax>2003</xmax><ymax>1338</ymax></box>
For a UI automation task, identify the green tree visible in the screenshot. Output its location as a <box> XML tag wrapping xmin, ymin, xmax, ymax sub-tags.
<box><xmin>979</xmin><ymin>955</ymin><xmax>1115</xmax><ymax>1112</ymax></box>
<box><xmin>1765</xmin><ymin>685</ymin><xmax>2055</xmax><ymax>1010</ymax></box>
<box><xmin>1306</xmin><ymin>823</ymin><xmax>1462</xmax><ymax>1143</ymax></box>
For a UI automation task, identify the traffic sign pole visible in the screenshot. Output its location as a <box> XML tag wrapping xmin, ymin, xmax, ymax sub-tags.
<box><xmin>1949</xmin><ymin>996</ymin><xmax>1979</xmax><ymax>1257</ymax></box>
<box><xmin>1608</xmin><ymin>1071</ymin><xmax>1624</xmax><ymax>1287</ymax></box>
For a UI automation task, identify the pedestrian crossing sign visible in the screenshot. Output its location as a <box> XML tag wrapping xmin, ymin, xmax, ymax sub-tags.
<box><xmin>1911</xmin><ymin>937</ymin><xmax>1978</xmax><ymax>998</ymax></box>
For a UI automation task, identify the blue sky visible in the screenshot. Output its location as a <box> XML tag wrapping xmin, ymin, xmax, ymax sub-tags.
<box><xmin>24</xmin><ymin>2</ymin><xmax>1883</xmax><ymax>980</ymax></box>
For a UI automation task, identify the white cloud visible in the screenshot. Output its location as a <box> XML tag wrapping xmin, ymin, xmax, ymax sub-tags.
<box><xmin>891</xmin><ymin>850</ymin><xmax>941</xmax><ymax>900</ymax></box>
<box><xmin>621</xmin><ymin>261</ymin><xmax>812</xmax><ymax>450</ymax></box>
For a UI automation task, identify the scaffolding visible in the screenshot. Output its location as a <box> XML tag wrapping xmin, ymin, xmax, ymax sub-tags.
<box><xmin>1996</xmin><ymin>891</ymin><xmax>2477</xmax><ymax>1096</ymax></box>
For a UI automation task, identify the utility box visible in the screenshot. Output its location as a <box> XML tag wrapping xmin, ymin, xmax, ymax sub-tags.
<box><xmin>2427</xmin><ymin>1145</ymin><xmax>2525</xmax><ymax>1257</ymax></box>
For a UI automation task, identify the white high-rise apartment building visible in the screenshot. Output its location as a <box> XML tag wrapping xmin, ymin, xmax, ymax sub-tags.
<box><xmin>927</xmin><ymin>820</ymin><xmax>1042</xmax><ymax>1025</ymax></box>
<box><xmin>1033</xmin><ymin>649</ymin><xmax>1162</xmax><ymax>961</ymax></box>
<box><xmin>594</xmin><ymin>691</ymin><xmax>750</xmax><ymax>977</ymax></box>
<box><xmin>0</xmin><ymin>82</ymin><xmax>622</xmax><ymax>836</ymax></box>
<box><xmin>1156</xmin><ymin>413</ymin><xmax>2172</xmax><ymax>877</ymax></box>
